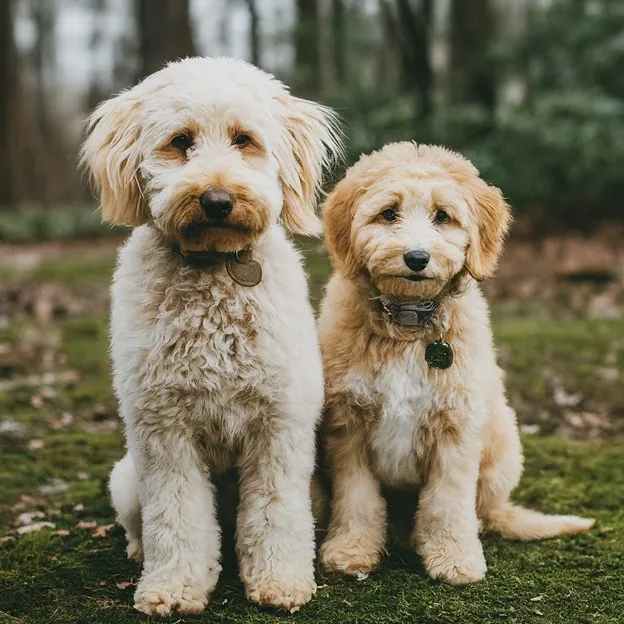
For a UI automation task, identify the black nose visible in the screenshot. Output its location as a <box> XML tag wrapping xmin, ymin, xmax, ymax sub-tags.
<box><xmin>404</xmin><ymin>249</ymin><xmax>430</xmax><ymax>272</ymax></box>
<box><xmin>199</xmin><ymin>189</ymin><xmax>233</xmax><ymax>219</ymax></box>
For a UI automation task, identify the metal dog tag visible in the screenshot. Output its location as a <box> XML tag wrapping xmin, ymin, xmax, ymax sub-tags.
<box><xmin>226</xmin><ymin>250</ymin><xmax>262</xmax><ymax>287</ymax></box>
<box><xmin>425</xmin><ymin>340</ymin><xmax>454</xmax><ymax>369</ymax></box>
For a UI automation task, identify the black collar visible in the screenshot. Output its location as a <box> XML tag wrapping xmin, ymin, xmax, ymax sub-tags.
<box><xmin>171</xmin><ymin>241</ymin><xmax>263</xmax><ymax>287</ymax></box>
<box><xmin>379</xmin><ymin>299</ymin><xmax>436</xmax><ymax>327</ymax></box>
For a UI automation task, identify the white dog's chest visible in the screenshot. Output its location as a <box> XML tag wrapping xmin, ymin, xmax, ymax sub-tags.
<box><xmin>344</xmin><ymin>364</ymin><xmax>456</xmax><ymax>487</ymax></box>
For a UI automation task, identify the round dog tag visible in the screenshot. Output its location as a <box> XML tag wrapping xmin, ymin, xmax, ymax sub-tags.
<box><xmin>226</xmin><ymin>251</ymin><xmax>262</xmax><ymax>287</ymax></box>
<box><xmin>425</xmin><ymin>340</ymin><xmax>454</xmax><ymax>369</ymax></box>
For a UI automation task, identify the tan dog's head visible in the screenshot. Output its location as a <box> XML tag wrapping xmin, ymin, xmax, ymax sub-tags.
<box><xmin>323</xmin><ymin>142</ymin><xmax>511</xmax><ymax>299</ymax></box>
<box><xmin>81</xmin><ymin>57</ymin><xmax>342</xmax><ymax>252</ymax></box>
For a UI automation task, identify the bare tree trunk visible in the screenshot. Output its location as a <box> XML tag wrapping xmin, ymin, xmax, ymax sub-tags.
<box><xmin>383</xmin><ymin>0</ymin><xmax>434</xmax><ymax>119</ymax></box>
<box><xmin>331</xmin><ymin>0</ymin><xmax>346</xmax><ymax>85</ymax></box>
<box><xmin>244</xmin><ymin>0</ymin><xmax>261</xmax><ymax>67</ymax></box>
<box><xmin>0</xmin><ymin>0</ymin><xmax>16</xmax><ymax>208</ymax></box>
<box><xmin>294</xmin><ymin>0</ymin><xmax>321</xmax><ymax>96</ymax></box>
<box><xmin>449</xmin><ymin>0</ymin><xmax>497</xmax><ymax>110</ymax></box>
<box><xmin>136</xmin><ymin>0</ymin><xmax>196</xmax><ymax>79</ymax></box>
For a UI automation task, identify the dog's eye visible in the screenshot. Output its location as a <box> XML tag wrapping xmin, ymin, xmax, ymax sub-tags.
<box><xmin>171</xmin><ymin>134</ymin><xmax>193</xmax><ymax>151</ymax></box>
<box><xmin>434</xmin><ymin>210</ymin><xmax>450</xmax><ymax>224</ymax></box>
<box><xmin>233</xmin><ymin>134</ymin><xmax>252</xmax><ymax>148</ymax></box>
<box><xmin>381</xmin><ymin>208</ymin><xmax>398</xmax><ymax>222</ymax></box>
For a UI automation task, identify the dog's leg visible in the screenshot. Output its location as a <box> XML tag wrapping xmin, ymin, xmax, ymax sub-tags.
<box><xmin>412</xmin><ymin>419</ymin><xmax>487</xmax><ymax>585</ymax></box>
<box><xmin>132</xmin><ymin>428</ymin><xmax>221</xmax><ymax>617</ymax></box>
<box><xmin>478</xmin><ymin>406</ymin><xmax>594</xmax><ymax>539</ymax></box>
<box><xmin>236</xmin><ymin>414</ymin><xmax>317</xmax><ymax>613</ymax></box>
<box><xmin>109</xmin><ymin>453</ymin><xmax>142</xmax><ymax>561</ymax></box>
<box><xmin>320</xmin><ymin>412</ymin><xmax>387</xmax><ymax>576</ymax></box>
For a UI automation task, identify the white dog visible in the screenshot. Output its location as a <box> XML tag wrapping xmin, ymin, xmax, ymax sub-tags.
<box><xmin>81</xmin><ymin>57</ymin><xmax>341</xmax><ymax>616</ymax></box>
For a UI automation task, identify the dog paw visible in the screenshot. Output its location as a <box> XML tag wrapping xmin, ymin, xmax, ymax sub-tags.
<box><xmin>126</xmin><ymin>538</ymin><xmax>143</xmax><ymax>563</ymax></box>
<box><xmin>418</xmin><ymin>538</ymin><xmax>487</xmax><ymax>585</ymax></box>
<box><xmin>320</xmin><ymin>534</ymin><xmax>382</xmax><ymax>576</ymax></box>
<box><xmin>245</xmin><ymin>574</ymin><xmax>317</xmax><ymax>613</ymax></box>
<box><xmin>134</xmin><ymin>576</ymin><xmax>211</xmax><ymax>616</ymax></box>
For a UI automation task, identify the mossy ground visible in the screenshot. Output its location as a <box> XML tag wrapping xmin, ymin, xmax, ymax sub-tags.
<box><xmin>1</xmin><ymin>242</ymin><xmax>623</xmax><ymax>624</ymax></box>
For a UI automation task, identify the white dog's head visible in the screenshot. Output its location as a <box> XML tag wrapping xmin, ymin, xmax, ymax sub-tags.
<box><xmin>81</xmin><ymin>57</ymin><xmax>342</xmax><ymax>252</ymax></box>
<box><xmin>324</xmin><ymin>142</ymin><xmax>511</xmax><ymax>299</ymax></box>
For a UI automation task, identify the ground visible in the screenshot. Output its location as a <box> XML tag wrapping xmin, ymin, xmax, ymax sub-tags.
<box><xmin>0</xmin><ymin>236</ymin><xmax>623</xmax><ymax>624</ymax></box>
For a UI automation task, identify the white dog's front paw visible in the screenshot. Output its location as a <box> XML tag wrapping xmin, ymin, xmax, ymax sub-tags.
<box><xmin>245</xmin><ymin>572</ymin><xmax>317</xmax><ymax>613</ymax></box>
<box><xmin>134</xmin><ymin>573</ymin><xmax>215</xmax><ymax>616</ymax></box>
<box><xmin>320</xmin><ymin>533</ymin><xmax>382</xmax><ymax>576</ymax></box>
<box><xmin>417</xmin><ymin>536</ymin><xmax>487</xmax><ymax>585</ymax></box>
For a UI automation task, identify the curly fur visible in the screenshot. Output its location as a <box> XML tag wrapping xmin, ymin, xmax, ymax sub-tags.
<box><xmin>318</xmin><ymin>142</ymin><xmax>595</xmax><ymax>585</ymax></box>
<box><xmin>82</xmin><ymin>57</ymin><xmax>342</xmax><ymax>616</ymax></box>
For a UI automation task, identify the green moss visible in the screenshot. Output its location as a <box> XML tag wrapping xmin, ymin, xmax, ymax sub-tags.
<box><xmin>0</xmin><ymin>438</ymin><xmax>622</xmax><ymax>624</ymax></box>
<box><xmin>1</xmin><ymin>248</ymin><xmax>623</xmax><ymax>623</ymax></box>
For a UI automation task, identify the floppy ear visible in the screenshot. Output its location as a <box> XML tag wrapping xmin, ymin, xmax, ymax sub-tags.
<box><xmin>465</xmin><ymin>179</ymin><xmax>512</xmax><ymax>281</ymax></box>
<box><xmin>275</xmin><ymin>95</ymin><xmax>342</xmax><ymax>236</ymax></box>
<box><xmin>80</xmin><ymin>90</ymin><xmax>148</xmax><ymax>226</ymax></box>
<box><xmin>322</xmin><ymin>175</ymin><xmax>363</xmax><ymax>278</ymax></box>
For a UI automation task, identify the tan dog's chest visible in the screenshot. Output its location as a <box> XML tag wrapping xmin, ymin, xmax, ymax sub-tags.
<box><xmin>342</xmin><ymin>359</ymin><xmax>471</xmax><ymax>487</ymax></box>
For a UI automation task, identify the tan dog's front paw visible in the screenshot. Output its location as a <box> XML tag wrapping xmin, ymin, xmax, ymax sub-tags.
<box><xmin>320</xmin><ymin>534</ymin><xmax>382</xmax><ymax>576</ymax></box>
<box><xmin>418</xmin><ymin>538</ymin><xmax>487</xmax><ymax>585</ymax></box>
<box><xmin>134</xmin><ymin>577</ymin><xmax>210</xmax><ymax>616</ymax></box>
<box><xmin>246</xmin><ymin>574</ymin><xmax>316</xmax><ymax>613</ymax></box>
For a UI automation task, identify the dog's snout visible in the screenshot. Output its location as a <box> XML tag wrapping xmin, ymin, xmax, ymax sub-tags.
<box><xmin>199</xmin><ymin>189</ymin><xmax>233</xmax><ymax>219</ymax></box>
<box><xmin>403</xmin><ymin>249</ymin><xmax>430</xmax><ymax>272</ymax></box>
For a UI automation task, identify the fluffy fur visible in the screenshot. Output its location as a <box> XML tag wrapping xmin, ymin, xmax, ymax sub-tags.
<box><xmin>81</xmin><ymin>57</ymin><xmax>341</xmax><ymax>616</ymax></box>
<box><xmin>318</xmin><ymin>142</ymin><xmax>595</xmax><ymax>585</ymax></box>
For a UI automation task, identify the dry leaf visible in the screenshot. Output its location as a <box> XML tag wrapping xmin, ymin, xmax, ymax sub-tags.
<box><xmin>16</xmin><ymin>511</ymin><xmax>45</xmax><ymax>526</ymax></box>
<box><xmin>75</xmin><ymin>520</ymin><xmax>97</xmax><ymax>530</ymax></box>
<box><xmin>530</xmin><ymin>595</ymin><xmax>544</xmax><ymax>602</ymax></box>
<box><xmin>116</xmin><ymin>580</ymin><xmax>135</xmax><ymax>590</ymax></box>
<box><xmin>77</xmin><ymin>471</ymin><xmax>90</xmax><ymax>480</ymax></box>
<box><xmin>600</xmin><ymin>526</ymin><xmax>614</xmax><ymax>534</ymax></box>
<box><xmin>92</xmin><ymin>524</ymin><xmax>115</xmax><ymax>538</ymax></box>
<box><xmin>27</xmin><ymin>439</ymin><xmax>45</xmax><ymax>450</ymax></box>
<box><xmin>16</xmin><ymin>521</ymin><xmax>55</xmax><ymax>534</ymax></box>
<box><xmin>73</xmin><ymin>503</ymin><xmax>84</xmax><ymax>513</ymax></box>
<box><xmin>55</xmin><ymin>529</ymin><xmax>70</xmax><ymax>537</ymax></box>
<box><xmin>0</xmin><ymin>536</ymin><xmax>16</xmax><ymax>544</ymax></box>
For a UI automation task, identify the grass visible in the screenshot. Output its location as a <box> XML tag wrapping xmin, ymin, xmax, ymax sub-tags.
<box><xmin>0</xmin><ymin>205</ymin><xmax>121</xmax><ymax>243</ymax></box>
<box><xmin>1</xmin><ymin>243</ymin><xmax>623</xmax><ymax>623</ymax></box>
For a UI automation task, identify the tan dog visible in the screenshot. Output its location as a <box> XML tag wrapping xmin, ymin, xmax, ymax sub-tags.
<box><xmin>318</xmin><ymin>142</ymin><xmax>594</xmax><ymax>585</ymax></box>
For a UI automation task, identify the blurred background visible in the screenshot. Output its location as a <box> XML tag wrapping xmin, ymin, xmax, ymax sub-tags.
<box><xmin>0</xmin><ymin>3</ymin><xmax>623</xmax><ymax>621</ymax></box>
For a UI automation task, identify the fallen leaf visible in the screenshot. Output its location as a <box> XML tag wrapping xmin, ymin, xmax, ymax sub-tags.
<box><xmin>77</xmin><ymin>471</ymin><xmax>90</xmax><ymax>480</ymax></box>
<box><xmin>92</xmin><ymin>524</ymin><xmax>115</xmax><ymax>538</ymax></box>
<box><xmin>16</xmin><ymin>511</ymin><xmax>45</xmax><ymax>526</ymax></box>
<box><xmin>317</xmin><ymin>584</ymin><xmax>328</xmax><ymax>590</ymax></box>
<box><xmin>52</xmin><ymin>412</ymin><xmax>74</xmax><ymax>429</ymax></box>
<box><xmin>16</xmin><ymin>521</ymin><xmax>56</xmax><ymax>534</ymax></box>
<box><xmin>0</xmin><ymin>536</ymin><xmax>16</xmax><ymax>544</ymax></box>
<box><xmin>48</xmin><ymin>555</ymin><xmax>58</xmax><ymax>562</ymax></box>
<box><xmin>533</xmin><ymin>610</ymin><xmax>543</xmax><ymax>616</ymax></box>
<box><xmin>99</xmin><ymin>580</ymin><xmax>108</xmax><ymax>586</ymax></box>
<box><xmin>55</xmin><ymin>530</ymin><xmax>70</xmax><ymax>537</ymax></box>
<box><xmin>73</xmin><ymin>503</ymin><xmax>84</xmax><ymax>513</ymax></box>
<box><xmin>116</xmin><ymin>580</ymin><xmax>135</xmax><ymax>590</ymax></box>
<box><xmin>75</xmin><ymin>520</ymin><xmax>97</xmax><ymax>530</ymax></box>
<box><xmin>355</xmin><ymin>571</ymin><xmax>369</xmax><ymax>582</ymax></box>
<box><xmin>600</xmin><ymin>526</ymin><xmax>614</xmax><ymax>534</ymax></box>
<box><xmin>530</xmin><ymin>595</ymin><xmax>544</xmax><ymax>602</ymax></box>
<box><xmin>39</xmin><ymin>478</ymin><xmax>69</xmax><ymax>496</ymax></box>
<box><xmin>27</xmin><ymin>439</ymin><xmax>45</xmax><ymax>450</ymax></box>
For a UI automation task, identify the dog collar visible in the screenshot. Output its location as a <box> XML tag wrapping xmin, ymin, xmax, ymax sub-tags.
<box><xmin>379</xmin><ymin>299</ymin><xmax>436</xmax><ymax>327</ymax></box>
<box><xmin>172</xmin><ymin>242</ymin><xmax>262</xmax><ymax>287</ymax></box>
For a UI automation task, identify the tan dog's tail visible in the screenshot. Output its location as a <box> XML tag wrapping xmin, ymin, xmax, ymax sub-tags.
<box><xmin>485</xmin><ymin>504</ymin><xmax>595</xmax><ymax>540</ymax></box>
